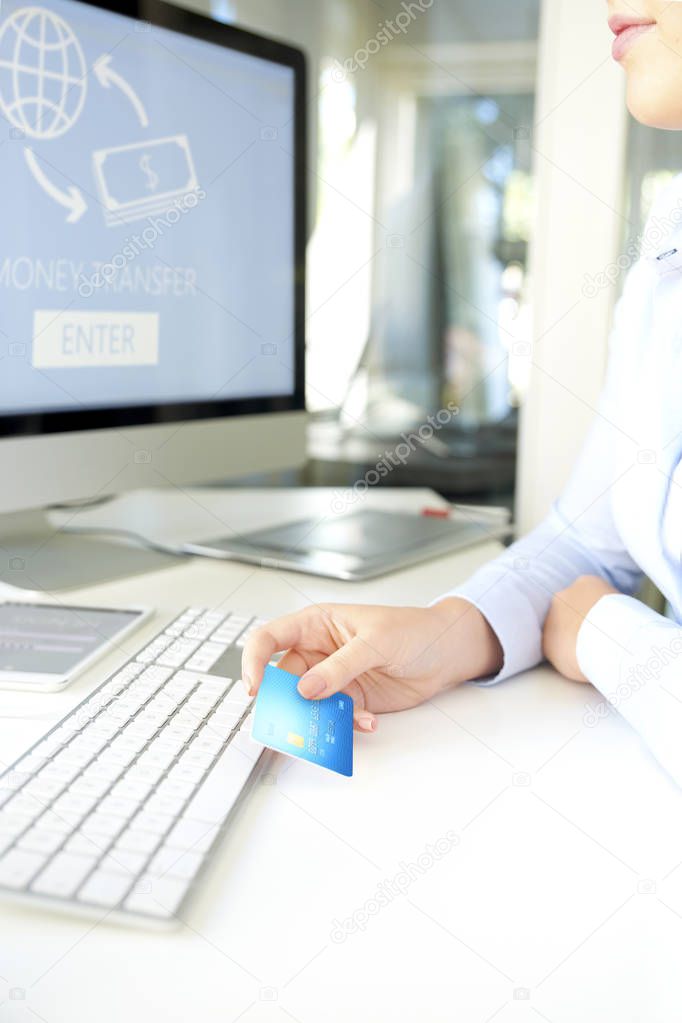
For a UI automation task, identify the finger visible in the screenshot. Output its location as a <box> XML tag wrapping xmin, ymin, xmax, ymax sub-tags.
<box><xmin>297</xmin><ymin>636</ymin><xmax>380</xmax><ymax>700</ymax></box>
<box><xmin>242</xmin><ymin>611</ymin><xmax>313</xmax><ymax>695</ymax></box>
<box><xmin>279</xmin><ymin>654</ymin><xmax>376</xmax><ymax>732</ymax></box>
<box><xmin>278</xmin><ymin>648</ymin><xmax>325</xmax><ymax>677</ymax></box>
<box><xmin>340</xmin><ymin>680</ymin><xmax>376</xmax><ymax>732</ymax></box>
<box><xmin>353</xmin><ymin>711</ymin><xmax>377</xmax><ymax>733</ymax></box>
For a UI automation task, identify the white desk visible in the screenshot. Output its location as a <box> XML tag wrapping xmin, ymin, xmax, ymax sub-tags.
<box><xmin>1</xmin><ymin>487</ymin><xmax>682</xmax><ymax>1023</ymax></box>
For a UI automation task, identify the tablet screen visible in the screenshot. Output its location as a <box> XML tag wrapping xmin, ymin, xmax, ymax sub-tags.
<box><xmin>0</xmin><ymin>603</ymin><xmax>142</xmax><ymax>675</ymax></box>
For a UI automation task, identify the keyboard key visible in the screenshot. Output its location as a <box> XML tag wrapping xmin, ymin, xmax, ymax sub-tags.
<box><xmin>147</xmin><ymin>734</ymin><xmax>185</xmax><ymax>756</ymax></box>
<box><xmin>136</xmin><ymin>748</ymin><xmax>176</xmax><ymax>772</ymax></box>
<box><xmin>183</xmin><ymin>743</ymin><xmax>258</xmax><ymax>827</ymax></box>
<box><xmin>54</xmin><ymin>792</ymin><xmax>98</xmax><ymax>820</ymax></box>
<box><xmin>136</xmin><ymin>635</ymin><xmax>173</xmax><ymax>663</ymax></box>
<box><xmin>157</xmin><ymin>639</ymin><xmax>200</xmax><ymax>669</ymax></box>
<box><xmin>98</xmin><ymin>795</ymin><xmax>140</xmax><ymax>819</ymax></box>
<box><xmin>80</xmin><ymin>813</ymin><xmax>126</xmax><ymax>839</ymax></box>
<box><xmin>157</xmin><ymin>724</ymin><xmax>194</xmax><ymax>746</ymax></box>
<box><xmin>78</xmin><ymin>869</ymin><xmax>134</xmax><ymax>907</ymax></box>
<box><xmin>166</xmin><ymin>817</ymin><xmax>215</xmax><ymax>851</ymax></box>
<box><xmin>39</xmin><ymin>759</ymin><xmax>82</xmax><ymax>784</ymax></box>
<box><xmin>76</xmin><ymin>730</ymin><xmax>110</xmax><ymax>754</ymax></box>
<box><xmin>52</xmin><ymin>745</ymin><xmax>92</xmax><ymax>769</ymax></box>
<box><xmin>185</xmin><ymin>653</ymin><xmax>219</xmax><ymax>672</ymax></box>
<box><xmin>122</xmin><ymin>719</ymin><xmax>157</xmax><ymax>742</ymax></box>
<box><xmin>177</xmin><ymin>749</ymin><xmax>214</xmax><ymax>772</ymax></box>
<box><xmin>139</xmin><ymin>664</ymin><xmax>174</xmax><ymax>686</ymax></box>
<box><xmin>0</xmin><ymin>774</ymin><xmax>26</xmax><ymax>799</ymax></box>
<box><xmin>99</xmin><ymin>744</ymin><xmax>137</xmax><ymax>768</ymax></box>
<box><xmin>31</xmin><ymin>809</ymin><xmax>72</xmax><ymax>835</ymax></box>
<box><xmin>144</xmin><ymin>792</ymin><xmax>187</xmax><ymax>818</ymax></box>
<box><xmin>6</xmin><ymin>792</ymin><xmax>48</xmax><ymax>818</ymax></box>
<box><xmin>125</xmin><ymin>764</ymin><xmax>166</xmax><ymax>787</ymax></box>
<box><xmin>23</xmin><ymin>775</ymin><xmax>67</xmax><ymax>801</ymax></box>
<box><xmin>18</xmin><ymin>828</ymin><xmax>64</xmax><ymax>856</ymax></box>
<box><xmin>0</xmin><ymin>849</ymin><xmax>45</xmax><ymax>889</ymax></box>
<box><xmin>85</xmin><ymin>759</ymin><xmax>125</xmax><ymax>783</ymax></box>
<box><xmin>100</xmin><ymin>849</ymin><xmax>148</xmax><ymax>876</ymax></box>
<box><xmin>86</xmin><ymin>718</ymin><xmax>120</xmax><ymax>740</ymax></box>
<box><xmin>154</xmin><ymin>778</ymin><xmax>195</xmax><ymax>802</ymax></box>
<box><xmin>209</xmin><ymin>708</ymin><xmax>242</xmax><ymax>732</ymax></box>
<box><xmin>148</xmin><ymin>845</ymin><xmax>203</xmax><ymax>881</ymax></box>
<box><xmin>0</xmin><ymin>791</ymin><xmax>14</xmax><ymax>812</ymax></box>
<box><xmin>14</xmin><ymin>753</ymin><xmax>49</xmax><ymax>775</ymax></box>
<box><xmin>0</xmin><ymin>812</ymin><xmax>34</xmax><ymax>839</ymax></box>
<box><xmin>131</xmin><ymin>810</ymin><xmax>174</xmax><ymax>836</ymax></box>
<box><xmin>115</xmin><ymin>829</ymin><xmax>161</xmax><ymax>855</ymax></box>
<box><xmin>167</xmin><ymin>763</ymin><xmax>205</xmax><ymax>786</ymax></box>
<box><xmin>69</xmin><ymin>775</ymin><xmax>111</xmax><ymax>799</ymax></box>
<box><xmin>125</xmin><ymin>875</ymin><xmax>189</xmax><ymax>917</ymax></box>
<box><xmin>0</xmin><ymin>835</ymin><xmax>16</xmax><ymax>856</ymax></box>
<box><xmin>65</xmin><ymin>832</ymin><xmax>106</xmax><ymax>857</ymax></box>
<box><xmin>110</xmin><ymin>778</ymin><xmax>155</xmax><ymax>802</ymax></box>
<box><xmin>32</xmin><ymin>852</ymin><xmax>97</xmax><ymax>898</ymax></box>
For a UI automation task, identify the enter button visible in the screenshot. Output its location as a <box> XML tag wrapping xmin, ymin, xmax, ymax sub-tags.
<box><xmin>32</xmin><ymin>310</ymin><xmax>159</xmax><ymax>368</ymax></box>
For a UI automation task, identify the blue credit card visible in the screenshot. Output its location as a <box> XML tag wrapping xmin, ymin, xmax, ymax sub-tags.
<box><xmin>251</xmin><ymin>664</ymin><xmax>353</xmax><ymax>777</ymax></box>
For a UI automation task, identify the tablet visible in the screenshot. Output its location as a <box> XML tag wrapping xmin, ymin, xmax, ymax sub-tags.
<box><xmin>184</xmin><ymin>508</ymin><xmax>511</xmax><ymax>580</ymax></box>
<box><xmin>0</xmin><ymin>602</ymin><xmax>152</xmax><ymax>692</ymax></box>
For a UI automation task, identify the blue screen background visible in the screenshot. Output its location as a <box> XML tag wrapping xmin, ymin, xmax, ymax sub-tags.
<box><xmin>0</xmin><ymin>0</ymin><xmax>296</xmax><ymax>413</ymax></box>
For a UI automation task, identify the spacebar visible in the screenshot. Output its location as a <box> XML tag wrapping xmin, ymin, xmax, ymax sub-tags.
<box><xmin>183</xmin><ymin>741</ymin><xmax>260</xmax><ymax>826</ymax></box>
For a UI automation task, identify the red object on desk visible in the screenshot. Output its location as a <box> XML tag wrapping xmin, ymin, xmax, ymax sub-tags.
<box><xmin>420</xmin><ymin>507</ymin><xmax>451</xmax><ymax>519</ymax></box>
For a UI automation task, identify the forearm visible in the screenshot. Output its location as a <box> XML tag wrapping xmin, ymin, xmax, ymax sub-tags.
<box><xmin>439</xmin><ymin>507</ymin><xmax>643</xmax><ymax>684</ymax></box>
<box><xmin>576</xmin><ymin>594</ymin><xmax>682</xmax><ymax>789</ymax></box>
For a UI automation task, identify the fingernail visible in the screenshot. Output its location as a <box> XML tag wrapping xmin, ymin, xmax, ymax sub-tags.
<box><xmin>298</xmin><ymin>674</ymin><xmax>327</xmax><ymax>699</ymax></box>
<box><xmin>356</xmin><ymin>712</ymin><xmax>376</xmax><ymax>732</ymax></box>
<box><xmin>242</xmin><ymin>670</ymin><xmax>253</xmax><ymax>696</ymax></box>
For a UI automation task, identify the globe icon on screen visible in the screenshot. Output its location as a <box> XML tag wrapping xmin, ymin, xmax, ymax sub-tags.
<box><xmin>0</xmin><ymin>7</ymin><xmax>86</xmax><ymax>140</ymax></box>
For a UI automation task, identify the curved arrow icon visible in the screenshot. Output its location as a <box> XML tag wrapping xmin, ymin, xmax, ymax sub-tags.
<box><xmin>94</xmin><ymin>55</ymin><xmax>149</xmax><ymax>128</ymax></box>
<box><xmin>24</xmin><ymin>148</ymin><xmax>88</xmax><ymax>224</ymax></box>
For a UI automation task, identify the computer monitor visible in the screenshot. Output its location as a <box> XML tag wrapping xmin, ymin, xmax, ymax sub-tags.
<box><xmin>0</xmin><ymin>0</ymin><xmax>306</xmax><ymax>588</ymax></box>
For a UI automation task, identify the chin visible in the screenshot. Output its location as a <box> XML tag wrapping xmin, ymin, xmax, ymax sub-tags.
<box><xmin>625</xmin><ymin>82</ymin><xmax>682</xmax><ymax>130</ymax></box>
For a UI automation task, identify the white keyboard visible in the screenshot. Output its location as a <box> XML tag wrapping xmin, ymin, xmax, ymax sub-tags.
<box><xmin>0</xmin><ymin>607</ymin><xmax>269</xmax><ymax>926</ymax></box>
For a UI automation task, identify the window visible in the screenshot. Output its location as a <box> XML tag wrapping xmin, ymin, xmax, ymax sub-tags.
<box><xmin>205</xmin><ymin>0</ymin><xmax>540</xmax><ymax>497</ymax></box>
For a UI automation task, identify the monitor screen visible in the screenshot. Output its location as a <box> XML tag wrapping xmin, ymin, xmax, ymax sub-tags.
<box><xmin>0</xmin><ymin>0</ymin><xmax>303</xmax><ymax>428</ymax></box>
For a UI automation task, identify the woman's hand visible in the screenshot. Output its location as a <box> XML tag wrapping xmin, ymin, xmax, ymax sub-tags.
<box><xmin>242</xmin><ymin>598</ymin><xmax>503</xmax><ymax>732</ymax></box>
<box><xmin>542</xmin><ymin>575</ymin><xmax>619</xmax><ymax>682</ymax></box>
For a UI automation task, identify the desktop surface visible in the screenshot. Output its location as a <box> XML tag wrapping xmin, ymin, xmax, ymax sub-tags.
<box><xmin>0</xmin><ymin>488</ymin><xmax>680</xmax><ymax>1022</ymax></box>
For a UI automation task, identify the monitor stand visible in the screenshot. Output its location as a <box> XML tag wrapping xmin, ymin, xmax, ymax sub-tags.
<box><xmin>0</xmin><ymin>508</ymin><xmax>181</xmax><ymax>592</ymax></box>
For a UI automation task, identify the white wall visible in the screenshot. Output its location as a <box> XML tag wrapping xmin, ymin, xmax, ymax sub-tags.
<box><xmin>516</xmin><ymin>0</ymin><xmax>628</xmax><ymax>531</ymax></box>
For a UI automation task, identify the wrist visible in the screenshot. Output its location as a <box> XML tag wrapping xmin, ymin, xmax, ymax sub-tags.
<box><xmin>429</xmin><ymin>596</ymin><xmax>503</xmax><ymax>685</ymax></box>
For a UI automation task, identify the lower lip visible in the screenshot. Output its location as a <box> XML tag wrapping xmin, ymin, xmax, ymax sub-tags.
<box><xmin>612</xmin><ymin>23</ymin><xmax>655</xmax><ymax>61</ymax></box>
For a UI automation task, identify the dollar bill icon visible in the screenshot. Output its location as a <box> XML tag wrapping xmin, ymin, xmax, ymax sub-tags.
<box><xmin>92</xmin><ymin>134</ymin><xmax>199</xmax><ymax>227</ymax></box>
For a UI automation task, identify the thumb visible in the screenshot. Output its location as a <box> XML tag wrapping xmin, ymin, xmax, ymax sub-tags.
<box><xmin>297</xmin><ymin>636</ymin><xmax>380</xmax><ymax>699</ymax></box>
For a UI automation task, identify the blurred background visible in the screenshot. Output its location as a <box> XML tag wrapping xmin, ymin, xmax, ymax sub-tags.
<box><xmin>189</xmin><ymin>0</ymin><xmax>676</xmax><ymax>529</ymax></box>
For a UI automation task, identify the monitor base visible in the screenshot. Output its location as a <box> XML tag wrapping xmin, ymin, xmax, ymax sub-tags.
<box><xmin>0</xmin><ymin>509</ymin><xmax>181</xmax><ymax>592</ymax></box>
